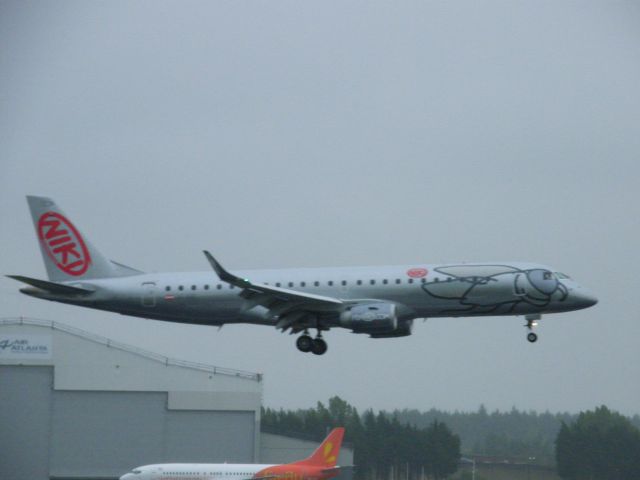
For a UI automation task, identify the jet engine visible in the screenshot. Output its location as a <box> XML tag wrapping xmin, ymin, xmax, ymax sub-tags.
<box><xmin>340</xmin><ymin>302</ymin><xmax>398</xmax><ymax>334</ymax></box>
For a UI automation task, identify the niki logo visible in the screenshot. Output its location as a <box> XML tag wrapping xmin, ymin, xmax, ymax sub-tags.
<box><xmin>38</xmin><ymin>212</ymin><xmax>91</xmax><ymax>276</ymax></box>
<box><xmin>407</xmin><ymin>267</ymin><xmax>428</xmax><ymax>278</ymax></box>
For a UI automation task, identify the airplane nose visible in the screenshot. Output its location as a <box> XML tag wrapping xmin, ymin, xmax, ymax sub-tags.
<box><xmin>572</xmin><ymin>288</ymin><xmax>598</xmax><ymax>309</ymax></box>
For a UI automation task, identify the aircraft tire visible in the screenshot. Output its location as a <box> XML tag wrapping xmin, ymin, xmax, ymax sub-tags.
<box><xmin>527</xmin><ymin>332</ymin><xmax>538</xmax><ymax>343</ymax></box>
<box><xmin>311</xmin><ymin>338</ymin><xmax>328</xmax><ymax>355</ymax></box>
<box><xmin>296</xmin><ymin>335</ymin><xmax>313</xmax><ymax>353</ymax></box>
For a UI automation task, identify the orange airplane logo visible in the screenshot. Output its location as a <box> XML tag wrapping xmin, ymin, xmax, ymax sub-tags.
<box><xmin>254</xmin><ymin>428</ymin><xmax>345</xmax><ymax>480</ymax></box>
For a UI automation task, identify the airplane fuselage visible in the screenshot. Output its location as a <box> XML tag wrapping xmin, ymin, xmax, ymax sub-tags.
<box><xmin>120</xmin><ymin>463</ymin><xmax>333</xmax><ymax>480</ymax></box>
<box><xmin>23</xmin><ymin>262</ymin><xmax>596</xmax><ymax>329</ymax></box>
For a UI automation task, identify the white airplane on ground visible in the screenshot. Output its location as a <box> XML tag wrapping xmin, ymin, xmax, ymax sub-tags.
<box><xmin>119</xmin><ymin>427</ymin><xmax>345</xmax><ymax>480</ymax></box>
<box><xmin>9</xmin><ymin>196</ymin><xmax>597</xmax><ymax>355</ymax></box>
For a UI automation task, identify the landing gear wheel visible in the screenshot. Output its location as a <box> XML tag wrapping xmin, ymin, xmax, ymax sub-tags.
<box><xmin>524</xmin><ymin>314</ymin><xmax>541</xmax><ymax>344</ymax></box>
<box><xmin>296</xmin><ymin>335</ymin><xmax>313</xmax><ymax>353</ymax></box>
<box><xmin>311</xmin><ymin>338</ymin><xmax>328</xmax><ymax>356</ymax></box>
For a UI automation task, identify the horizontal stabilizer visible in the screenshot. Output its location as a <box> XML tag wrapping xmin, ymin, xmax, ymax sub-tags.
<box><xmin>6</xmin><ymin>275</ymin><xmax>94</xmax><ymax>295</ymax></box>
<box><xmin>321</xmin><ymin>467</ymin><xmax>342</xmax><ymax>475</ymax></box>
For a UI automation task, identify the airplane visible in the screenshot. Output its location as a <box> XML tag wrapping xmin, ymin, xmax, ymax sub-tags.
<box><xmin>119</xmin><ymin>427</ymin><xmax>345</xmax><ymax>480</ymax></box>
<box><xmin>8</xmin><ymin>196</ymin><xmax>598</xmax><ymax>355</ymax></box>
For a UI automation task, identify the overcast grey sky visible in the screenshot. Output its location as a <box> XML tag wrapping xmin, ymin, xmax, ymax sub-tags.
<box><xmin>2</xmin><ymin>1</ymin><xmax>639</xmax><ymax>415</ymax></box>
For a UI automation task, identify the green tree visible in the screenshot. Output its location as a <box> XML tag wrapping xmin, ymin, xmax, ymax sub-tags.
<box><xmin>424</xmin><ymin>420</ymin><xmax>461</xmax><ymax>480</ymax></box>
<box><xmin>556</xmin><ymin>405</ymin><xmax>640</xmax><ymax>480</ymax></box>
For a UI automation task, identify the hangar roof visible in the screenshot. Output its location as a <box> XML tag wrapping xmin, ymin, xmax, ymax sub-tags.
<box><xmin>0</xmin><ymin>317</ymin><xmax>262</xmax><ymax>411</ymax></box>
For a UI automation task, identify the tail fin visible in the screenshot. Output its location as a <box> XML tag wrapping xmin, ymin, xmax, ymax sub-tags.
<box><xmin>26</xmin><ymin>195</ymin><xmax>142</xmax><ymax>282</ymax></box>
<box><xmin>295</xmin><ymin>428</ymin><xmax>344</xmax><ymax>467</ymax></box>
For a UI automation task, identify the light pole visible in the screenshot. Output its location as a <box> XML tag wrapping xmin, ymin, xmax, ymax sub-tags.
<box><xmin>527</xmin><ymin>456</ymin><xmax>535</xmax><ymax>480</ymax></box>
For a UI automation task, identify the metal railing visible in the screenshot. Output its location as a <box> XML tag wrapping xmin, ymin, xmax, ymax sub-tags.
<box><xmin>0</xmin><ymin>316</ymin><xmax>262</xmax><ymax>382</ymax></box>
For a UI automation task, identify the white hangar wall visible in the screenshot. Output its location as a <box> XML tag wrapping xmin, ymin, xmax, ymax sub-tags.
<box><xmin>0</xmin><ymin>318</ymin><xmax>263</xmax><ymax>480</ymax></box>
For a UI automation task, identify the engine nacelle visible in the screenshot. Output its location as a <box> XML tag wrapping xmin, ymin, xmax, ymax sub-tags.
<box><xmin>369</xmin><ymin>319</ymin><xmax>413</xmax><ymax>338</ymax></box>
<box><xmin>340</xmin><ymin>302</ymin><xmax>398</xmax><ymax>334</ymax></box>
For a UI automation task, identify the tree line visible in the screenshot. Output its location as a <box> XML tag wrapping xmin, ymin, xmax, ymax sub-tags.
<box><xmin>262</xmin><ymin>397</ymin><xmax>640</xmax><ymax>479</ymax></box>
<box><xmin>391</xmin><ymin>405</ymin><xmax>640</xmax><ymax>466</ymax></box>
<box><xmin>261</xmin><ymin>396</ymin><xmax>461</xmax><ymax>480</ymax></box>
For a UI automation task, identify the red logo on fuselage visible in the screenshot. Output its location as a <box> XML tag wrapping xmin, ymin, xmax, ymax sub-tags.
<box><xmin>37</xmin><ymin>212</ymin><xmax>91</xmax><ymax>276</ymax></box>
<box><xmin>407</xmin><ymin>267</ymin><xmax>428</xmax><ymax>278</ymax></box>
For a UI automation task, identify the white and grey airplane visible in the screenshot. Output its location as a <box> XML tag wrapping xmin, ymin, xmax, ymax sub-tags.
<box><xmin>120</xmin><ymin>427</ymin><xmax>345</xmax><ymax>480</ymax></box>
<box><xmin>9</xmin><ymin>196</ymin><xmax>597</xmax><ymax>355</ymax></box>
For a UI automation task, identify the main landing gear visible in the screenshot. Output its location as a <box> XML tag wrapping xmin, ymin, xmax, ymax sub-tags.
<box><xmin>525</xmin><ymin>314</ymin><xmax>540</xmax><ymax>343</ymax></box>
<box><xmin>296</xmin><ymin>331</ymin><xmax>328</xmax><ymax>355</ymax></box>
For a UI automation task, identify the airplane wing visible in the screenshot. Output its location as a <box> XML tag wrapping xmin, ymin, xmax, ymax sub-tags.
<box><xmin>204</xmin><ymin>251</ymin><xmax>344</xmax><ymax>332</ymax></box>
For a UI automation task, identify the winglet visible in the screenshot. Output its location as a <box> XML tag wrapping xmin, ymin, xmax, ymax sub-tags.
<box><xmin>203</xmin><ymin>251</ymin><xmax>251</xmax><ymax>288</ymax></box>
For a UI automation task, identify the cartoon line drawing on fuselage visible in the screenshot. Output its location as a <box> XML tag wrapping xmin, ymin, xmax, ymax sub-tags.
<box><xmin>421</xmin><ymin>264</ymin><xmax>569</xmax><ymax>316</ymax></box>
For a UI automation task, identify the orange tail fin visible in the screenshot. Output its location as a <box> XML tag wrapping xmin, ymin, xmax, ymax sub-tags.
<box><xmin>295</xmin><ymin>427</ymin><xmax>345</xmax><ymax>467</ymax></box>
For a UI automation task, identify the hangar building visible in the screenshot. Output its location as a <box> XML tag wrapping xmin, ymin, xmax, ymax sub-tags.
<box><xmin>1</xmin><ymin>317</ymin><xmax>264</xmax><ymax>480</ymax></box>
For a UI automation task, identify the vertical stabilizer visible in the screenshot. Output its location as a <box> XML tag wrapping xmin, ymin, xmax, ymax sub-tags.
<box><xmin>295</xmin><ymin>428</ymin><xmax>344</xmax><ymax>467</ymax></box>
<box><xmin>26</xmin><ymin>195</ymin><xmax>137</xmax><ymax>282</ymax></box>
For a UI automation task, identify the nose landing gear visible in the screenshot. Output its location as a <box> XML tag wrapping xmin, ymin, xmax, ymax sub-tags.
<box><xmin>525</xmin><ymin>314</ymin><xmax>540</xmax><ymax>343</ymax></box>
<box><xmin>295</xmin><ymin>331</ymin><xmax>328</xmax><ymax>355</ymax></box>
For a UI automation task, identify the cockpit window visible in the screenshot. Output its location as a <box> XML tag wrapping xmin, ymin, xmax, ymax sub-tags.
<box><xmin>555</xmin><ymin>272</ymin><xmax>571</xmax><ymax>280</ymax></box>
<box><xmin>132</xmin><ymin>470</ymin><xmax>142</xmax><ymax>474</ymax></box>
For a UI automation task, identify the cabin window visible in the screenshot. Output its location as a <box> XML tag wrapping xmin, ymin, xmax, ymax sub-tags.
<box><xmin>341</xmin><ymin>280</ymin><xmax>347</xmax><ymax>286</ymax></box>
<box><xmin>288</xmin><ymin>282</ymin><xmax>293</xmax><ymax>287</ymax></box>
<box><xmin>382</xmin><ymin>279</ymin><xmax>388</xmax><ymax>285</ymax></box>
<box><xmin>314</xmin><ymin>281</ymin><xmax>319</xmax><ymax>287</ymax></box>
<box><xmin>217</xmin><ymin>284</ymin><xmax>222</xmax><ymax>290</ymax></box>
<box><xmin>191</xmin><ymin>285</ymin><xmax>196</xmax><ymax>290</ymax></box>
<box><xmin>370</xmin><ymin>279</ymin><xmax>376</xmax><ymax>285</ymax></box>
<box><xmin>328</xmin><ymin>280</ymin><xmax>334</xmax><ymax>286</ymax></box>
<box><xmin>276</xmin><ymin>282</ymin><xmax>281</xmax><ymax>287</ymax></box>
<box><xmin>408</xmin><ymin>278</ymin><xmax>414</xmax><ymax>284</ymax></box>
<box><xmin>357</xmin><ymin>280</ymin><xmax>362</xmax><ymax>285</ymax></box>
<box><xmin>204</xmin><ymin>284</ymin><xmax>210</xmax><ymax>290</ymax></box>
<box><xmin>178</xmin><ymin>285</ymin><xmax>184</xmax><ymax>291</ymax></box>
<box><xmin>421</xmin><ymin>278</ymin><xmax>426</xmax><ymax>283</ymax></box>
<box><xmin>165</xmin><ymin>286</ymin><xmax>171</xmax><ymax>291</ymax></box>
<box><xmin>300</xmin><ymin>282</ymin><xmax>306</xmax><ymax>287</ymax></box>
<box><xmin>395</xmin><ymin>279</ymin><xmax>401</xmax><ymax>284</ymax></box>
